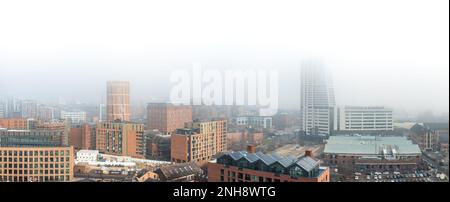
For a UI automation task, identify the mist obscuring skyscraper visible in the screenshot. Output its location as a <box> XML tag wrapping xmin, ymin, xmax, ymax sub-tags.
<box><xmin>300</xmin><ymin>61</ymin><xmax>335</xmax><ymax>135</ymax></box>
<box><xmin>0</xmin><ymin>99</ymin><xmax>6</xmax><ymax>118</ymax></box>
<box><xmin>21</xmin><ymin>100</ymin><xmax>38</xmax><ymax>119</ymax></box>
<box><xmin>99</xmin><ymin>104</ymin><xmax>107</xmax><ymax>122</ymax></box>
<box><xmin>106</xmin><ymin>81</ymin><xmax>130</xmax><ymax>121</ymax></box>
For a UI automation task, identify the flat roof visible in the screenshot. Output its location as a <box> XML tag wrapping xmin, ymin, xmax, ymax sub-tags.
<box><xmin>324</xmin><ymin>136</ymin><xmax>421</xmax><ymax>155</ymax></box>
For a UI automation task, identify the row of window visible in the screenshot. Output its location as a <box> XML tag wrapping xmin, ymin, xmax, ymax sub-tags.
<box><xmin>0</xmin><ymin>163</ymin><xmax>69</xmax><ymax>169</ymax></box>
<box><xmin>219</xmin><ymin>169</ymin><xmax>288</xmax><ymax>182</ymax></box>
<box><xmin>1</xmin><ymin>175</ymin><xmax>70</xmax><ymax>182</ymax></box>
<box><xmin>0</xmin><ymin>157</ymin><xmax>70</xmax><ymax>163</ymax></box>
<box><xmin>0</xmin><ymin>150</ymin><xmax>70</xmax><ymax>156</ymax></box>
<box><xmin>0</xmin><ymin>169</ymin><xmax>70</xmax><ymax>175</ymax></box>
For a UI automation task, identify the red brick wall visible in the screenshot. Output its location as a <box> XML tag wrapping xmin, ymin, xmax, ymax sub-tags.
<box><xmin>0</xmin><ymin>118</ymin><xmax>28</xmax><ymax>129</ymax></box>
<box><xmin>171</xmin><ymin>134</ymin><xmax>189</xmax><ymax>163</ymax></box>
<box><xmin>208</xmin><ymin>162</ymin><xmax>329</xmax><ymax>182</ymax></box>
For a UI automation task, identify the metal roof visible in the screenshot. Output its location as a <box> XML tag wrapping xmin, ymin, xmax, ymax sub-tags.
<box><xmin>324</xmin><ymin>136</ymin><xmax>421</xmax><ymax>155</ymax></box>
<box><xmin>296</xmin><ymin>156</ymin><xmax>319</xmax><ymax>172</ymax></box>
<box><xmin>221</xmin><ymin>151</ymin><xmax>321</xmax><ymax>170</ymax></box>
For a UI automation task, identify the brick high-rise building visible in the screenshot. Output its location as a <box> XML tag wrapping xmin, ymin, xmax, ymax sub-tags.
<box><xmin>96</xmin><ymin>121</ymin><xmax>145</xmax><ymax>158</ymax></box>
<box><xmin>171</xmin><ymin>119</ymin><xmax>227</xmax><ymax>167</ymax></box>
<box><xmin>147</xmin><ymin>103</ymin><xmax>192</xmax><ymax>134</ymax></box>
<box><xmin>69</xmin><ymin>124</ymin><xmax>95</xmax><ymax>150</ymax></box>
<box><xmin>107</xmin><ymin>81</ymin><xmax>130</xmax><ymax>122</ymax></box>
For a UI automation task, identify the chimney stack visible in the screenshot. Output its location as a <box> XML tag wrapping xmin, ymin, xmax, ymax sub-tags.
<box><xmin>247</xmin><ymin>144</ymin><xmax>256</xmax><ymax>153</ymax></box>
<box><xmin>305</xmin><ymin>150</ymin><xmax>313</xmax><ymax>158</ymax></box>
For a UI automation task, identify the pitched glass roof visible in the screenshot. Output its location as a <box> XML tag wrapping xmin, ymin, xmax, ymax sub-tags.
<box><xmin>296</xmin><ymin>156</ymin><xmax>319</xmax><ymax>172</ymax></box>
<box><xmin>222</xmin><ymin>151</ymin><xmax>320</xmax><ymax>169</ymax></box>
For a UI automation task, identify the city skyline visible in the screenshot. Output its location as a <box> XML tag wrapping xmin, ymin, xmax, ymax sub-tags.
<box><xmin>0</xmin><ymin>0</ymin><xmax>448</xmax><ymax>188</ymax></box>
<box><xmin>0</xmin><ymin>0</ymin><xmax>449</xmax><ymax>115</ymax></box>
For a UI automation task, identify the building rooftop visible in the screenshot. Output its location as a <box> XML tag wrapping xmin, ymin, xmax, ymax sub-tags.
<box><xmin>424</xmin><ymin>122</ymin><xmax>449</xmax><ymax>130</ymax></box>
<box><xmin>155</xmin><ymin>162</ymin><xmax>203</xmax><ymax>181</ymax></box>
<box><xmin>324</xmin><ymin>135</ymin><xmax>421</xmax><ymax>155</ymax></box>
<box><xmin>343</xmin><ymin>106</ymin><xmax>392</xmax><ymax>111</ymax></box>
<box><xmin>175</xmin><ymin>128</ymin><xmax>200</xmax><ymax>135</ymax></box>
<box><xmin>217</xmin><ymin>151</ymin><xmax>320</xmax><ymax>172</ymax></box>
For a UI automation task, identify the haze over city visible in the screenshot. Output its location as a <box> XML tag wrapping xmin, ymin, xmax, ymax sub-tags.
<box><xmin>0</xmin><ymin>0</ymin><xmax>450</xmax><ymax>194</ymax></box>
<box><xmin>0</xmin><ymin>0</ymin><xmax>449</xmax><ymax>116</ymax></box>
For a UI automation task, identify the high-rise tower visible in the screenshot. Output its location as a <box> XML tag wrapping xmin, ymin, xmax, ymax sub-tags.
<box><xmin>300</xmin><ymin>61</ymin><xmax>335</xmax><ymax>135</ymax></box>
<box><xmin>106</xmin><ymin>81</ymin><xmax>130</xmax><ymax>121</ymax></box>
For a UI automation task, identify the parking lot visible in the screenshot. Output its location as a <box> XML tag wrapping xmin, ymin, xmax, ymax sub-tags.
<box><xmin>350</xmin><ymin>170</ymin><xmax>448</xmax><ymax>182</ymax></box>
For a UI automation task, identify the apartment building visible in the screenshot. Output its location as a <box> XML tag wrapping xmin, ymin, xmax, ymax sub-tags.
<box><xmin>147</xmin><ymin>103</ymin><xmax>192</xmax><ymax>134</ymax></box>
<box><xmin>171</xmin><ymin>119</ymin><xmax>227</xmax><ymax>167</ymax></box>
<box><xmin>96</xmin><ymin>121</ymin><xmax>145</xmax><ymax>158</ymax></box>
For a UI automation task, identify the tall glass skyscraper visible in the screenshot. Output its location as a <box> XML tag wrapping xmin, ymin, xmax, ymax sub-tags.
<box><xmin>300</xmin><ymin>61</ymin><xmax>335</xmax><ymax>135</ymax></box>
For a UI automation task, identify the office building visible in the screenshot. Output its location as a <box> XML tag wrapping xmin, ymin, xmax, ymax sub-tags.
<box><xmin>20</xmin><ymin>100</ymin><xmax>38</xmax><ymax>119</ymax></box>
<box><xmin>0</xmin><ymin>146</ymin><xmax>74</xmax><ymax>182</ymax></box>
<box><xmin>323</xmin><ymin>135</ymin><xmax>421</xmax><ymax>172</ymax></box>
<box><xmin>147</xmin><ymin>103</ymin><xmax>192</xmax><ymax>134</ymax></box>
<box><xmin>0</xmin><ymin>100</ymin><xmax>6</xmax><ymax>118</ymax></box>
<box><xmin>334</xmin><ymin>106</ymin><xmax>393</xmax><ymax>131</ymax></box>
<box><xmin>208</xmin><ymin>148</ymin><xmax>330</xmax><ymax>182</ymax></box>
<box><xmin>0</xmin><ymin>124</ymin><xmax>69</xmax><ymax>147</ymax></box>
<box><xmin>233</xmin><ymin>116</ymin><xmax>272</xmax><ymax>129</ymax></box>
<box><xmin>0</xmin><ymin>120</ymin><xmax>73</xmax><ymax>182</ymax></box>
<box><xmin>171</xmin><ymin>119</ymin><xmax>227</xmax><ymax>167</ymax></box>
<box><xmin>96</xmin><ymin>121</ymin><xmax>145</xmax><ymax>158</ymax></box>
<box><xmin>61</xmin><ymin>111</ymin><xmax>87</xmax><ymax>124</ymax></box>
<box><xmin>106</xmin><ymin>81</ymin><xmax>130</xmax><ymax>121</ymax></box>
<box><xmin>300</xmin><ymin>62</ymin><xmax>335</xmax><ymax>135</ymax></box>
<box><xmin>7</xmin><ymin>97</ymin><xmax>22</xmax><ymax>118</ymax></box>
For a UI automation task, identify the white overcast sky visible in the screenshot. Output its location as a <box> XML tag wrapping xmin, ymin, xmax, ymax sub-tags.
<box><xmin>0</xmin><ymin>0</ymin><xmax>448</xmax><ymax>114</ymax></box>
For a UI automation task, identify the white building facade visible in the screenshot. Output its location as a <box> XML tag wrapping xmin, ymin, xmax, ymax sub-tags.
<box><xmin>61</xmin><ymin>111</ymin><xmax>87</xmax><ymax>124</ymax></box>
<box><xmin>300</xmin><ymin>61</ymin><xmax>335</xmax><ymax>135</ymax></box>
<box><xmin>235</xmin><ymin>116</ymin><xmax>273</xmax><ymax>129</ymax></box>
<box><xmin>76</xmin><ymin>150</ymin><xmax>99</xmax><ymax>163</ymax></box>
<box><xmin>334</xmin><ymin>106</ymin><xmax>393</xmax><ymax>131</ymax></box>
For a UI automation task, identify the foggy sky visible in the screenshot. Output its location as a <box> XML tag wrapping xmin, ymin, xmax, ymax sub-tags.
<box><xmin>0</xmin><ymin>0</ymin><xmax>449</xmax><ymax>115</ymax></box>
